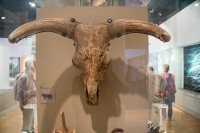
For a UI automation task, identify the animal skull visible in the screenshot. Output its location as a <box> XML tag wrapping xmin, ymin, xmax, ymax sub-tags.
<box><xmin>8</xmin><ymin>18</ymin><xmax>170</xmax><ymax>106</ymax></box>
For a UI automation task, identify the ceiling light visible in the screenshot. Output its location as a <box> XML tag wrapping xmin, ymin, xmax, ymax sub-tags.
<box><xmin>195</xmin><ymin>3</ymin><xmax>199</xmax><ymax>6</ymax></box>
<box><xmin>158</xmin><ymin>13</ymin><xmax>162</xmax><ymax>16</ymax></box>
<box><xmin>29</xmin><ymin>2</ymin><xmax>36</xmax><ymax>7</ymax></box>
<box><xmin>1</xmin><ymin>16</ymin><xmax>6</xmax><ymax>19</ymax></box>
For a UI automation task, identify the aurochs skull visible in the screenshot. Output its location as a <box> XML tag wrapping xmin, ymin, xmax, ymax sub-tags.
<box><xmin>8</xmin><ymin>18</ymin><xmax>171</xmax><ymax>106</ymax></box>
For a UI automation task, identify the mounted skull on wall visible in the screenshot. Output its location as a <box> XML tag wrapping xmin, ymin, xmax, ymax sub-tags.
<box><xmin>8</xmin><ymin>18</ymin><xmax>170</xmax><ymax>106</ymax></box>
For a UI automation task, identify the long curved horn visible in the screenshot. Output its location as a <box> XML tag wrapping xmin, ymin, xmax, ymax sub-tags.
<box><xmin>8</xmin><ymin>18</ymin><xmax>80</xmax><ymax>43</ymax></box>
<box><xmin>106</xmin><ymin>19</ymin><xmax>171</xmax><ymax>42</ymax></box>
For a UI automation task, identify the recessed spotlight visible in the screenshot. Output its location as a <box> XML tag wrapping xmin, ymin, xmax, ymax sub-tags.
<box><xmin>195</xmin><ymin>3</ymin><xmax>199</xmax><ymax>7</ymax></box>
<box><xmin>158</xmin><ymin>12</ymin><xmax>162</xmax><ymax>16</ymax></box>
<box><xmin>1</xmin><ymin>16</ymin><xmax>6</xmax><ymax>19</ymax></box>
<box><xmin>29</xmin><ymin>2</ymin><xmax>36</xmax><ymax>7</ymax></box>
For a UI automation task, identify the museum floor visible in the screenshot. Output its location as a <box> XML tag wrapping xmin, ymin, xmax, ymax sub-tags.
<box><xmin>0</xmin><ymin>107</ymin><xmax>200</xmax><ymax>133</ymax></box>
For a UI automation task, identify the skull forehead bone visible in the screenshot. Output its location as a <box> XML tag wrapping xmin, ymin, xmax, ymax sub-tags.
<box><xmin>72</xmin><ymin>24</ymin><xmax>111</xmax><ymax>106</ymax></box>
<box><xmin>8</xmin><ymin>18</ymin><xmax>171</xmax><ymax>106</ymax></box>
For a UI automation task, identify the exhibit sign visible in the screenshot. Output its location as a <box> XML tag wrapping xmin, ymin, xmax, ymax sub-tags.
<box><xmin>40</xmin><ymin>88</ymin><xmax>56</xmax><ymax>103</ymax></box>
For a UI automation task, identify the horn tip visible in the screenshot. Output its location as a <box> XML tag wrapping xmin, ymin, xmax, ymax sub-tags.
<box><xmin>8</xmin><ymin>35</ymin><xmax>17</xmax><ymax>44</ymax></box>
<box><xmin>160</xmin><ymin>31</ymin><xmax>171</xmax><ymax>42</ymax></box>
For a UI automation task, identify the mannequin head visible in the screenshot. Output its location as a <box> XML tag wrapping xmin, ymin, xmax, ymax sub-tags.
<box><xmin>163</xmin><ymin>64</ymin><xmax>170</xmax><ymax>72</ymax></box>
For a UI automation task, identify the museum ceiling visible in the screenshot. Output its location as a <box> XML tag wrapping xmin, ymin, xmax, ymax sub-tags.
<box><xmin>0</xmin><ymin>0</ymin><xmax>196</xmax><ymax>38</ymax></box>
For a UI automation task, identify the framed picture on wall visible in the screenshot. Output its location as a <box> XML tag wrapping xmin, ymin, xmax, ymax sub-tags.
<box><xmin>40</xmin><ymin>88</ymin><xmax>56</xmax><ymax>103</ymax></box>
<box><xmin>184</xmin><ymin>43</ymin><xmax>200</xmax><ymax>93</ymax></box>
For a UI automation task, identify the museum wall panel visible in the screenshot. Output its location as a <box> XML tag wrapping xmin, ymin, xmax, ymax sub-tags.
<box><xmin>0</xmin><ymin>45</ymin><xmax>18</xmax><ymax>117</ymax></box>
<box><xmin>149</xmin><ymin>2</ymin><xmax>200</xmax><ymax>53</ymax></box>
<box><xmin>0</xmin><ymin>38</ymin><xmax>33</xmax><ymax>57</ymax></box>
<box><xmin>36</xmin><ymin>7</ymin><xmax>149</xmax><ymax>133</ymax></box>
<box><xmin>0</xmin><ymin>45</ymin><xmax>9</xmax><ymax>88</ymax></box>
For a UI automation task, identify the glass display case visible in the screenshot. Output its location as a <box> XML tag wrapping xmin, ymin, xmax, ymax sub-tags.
<box><xmin>0</xmin><ymin>0</ymin><xmax>200</xmax><ymax>133</ymax></box>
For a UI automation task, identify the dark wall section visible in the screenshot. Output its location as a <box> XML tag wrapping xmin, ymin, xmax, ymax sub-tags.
<box><xmin>148</xmin><ymin>0</ymin><xmax>195</xmax><ymax>24</ymax></box>
<box><xmin>184</xmin><ymin>43</ymin><xmax>200</xmax><ymax>93</ymax></box>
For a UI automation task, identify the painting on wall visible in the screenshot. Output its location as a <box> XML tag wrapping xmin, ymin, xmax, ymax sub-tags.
<box><xmin>9</xmin><ymin>57</ymin><xmax>20</xmax><ymax>78</ymax></box>
<box><xmin>184</xmin><ymin>43</ymin><xmax>200</xmax><ymax>93</ymax></box>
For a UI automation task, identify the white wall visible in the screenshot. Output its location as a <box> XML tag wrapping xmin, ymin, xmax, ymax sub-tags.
<box><xmin>0</xmin><ymin>45</ymin><xmax>9</xmax><ymax>88</ymax></box>
<box><xmin>149</xmin><ymin>1</ymin><xmax>200</xmax><ymax>52</ymax></box>
<box><xmin>149</xmin><ymin>1</ymin><xmax>200</xmax><ymax>119</ymax></box>
<box><xmin>0</xmin><ymin>38</ymin><xmax>33</xmax><ymax>57</ymax></box>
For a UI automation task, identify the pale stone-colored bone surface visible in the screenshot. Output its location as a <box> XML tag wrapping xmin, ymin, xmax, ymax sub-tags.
<box><xmin>8</xmin><ymin>18</ymin><xmax>170</xmax><ymax>106</ymax></box>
